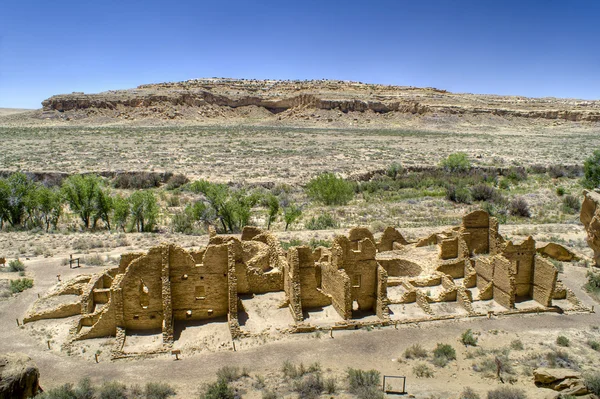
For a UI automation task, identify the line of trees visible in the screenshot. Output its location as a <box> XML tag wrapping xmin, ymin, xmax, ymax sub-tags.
<box><xmin>0</xmin><ymin>173</ymin><xmax>158</xmax><ymax>232</ymax></box>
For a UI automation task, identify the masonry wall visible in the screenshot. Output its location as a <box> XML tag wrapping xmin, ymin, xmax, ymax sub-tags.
<box><xmin>169</xmin><ymin>244</ymin><xmax>229</xmax><ymax>321</ymax></box>
<box><xmin>320</xmin><ymin>260</ymin><xmax>352</xmax><ymax>319</ymax></box>
<box><xmin>492</xmin><ymin>256</ymin><xmax>516</xmax><ymax>309</ymax></box>
<box><xmin>532</xmin><ymin>257</ymin><xmax>558</xmax><ymax>307</ymax></box>
<box><xmin>462</xmin><ymin>210</ymin><xmax>490</xmax><ymax>254</ymax></box>
<box><xmin>297</xmin><ymin>247</ymin><xmax>331</xmax><ymax>309</ymax></box>
<box><xmin>284</xmin><ymin>247</ymin><xmax>303</xmax><ymax>322</ymax></box>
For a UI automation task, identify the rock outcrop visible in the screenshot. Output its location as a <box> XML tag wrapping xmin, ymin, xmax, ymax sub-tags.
<box><xmin>39</xmin><ymin>78</ymin><xmax>600</xmax><ymax>123</ymax></box>
<box><xmin>581</xmin><ymin>190</ymin><xmax>600</xmax><ymax>266</ymax></box>
<box><xmin>537</xmin><ymin>242</ymin><xmax>580</xmax><ymax>262</ymax></box>
<box><xmin>0</xmin><ymin>353</ymin><xmax>40</xmax><ymax>399</ymax></box>
<box><xmin>534</xmin><ymin>368</ymin><xmax>589</xmax><ymax>397</ymax></box>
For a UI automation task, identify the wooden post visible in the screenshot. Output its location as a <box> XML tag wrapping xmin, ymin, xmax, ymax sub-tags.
<box><xmin>95</xmin><ymin>353</ymin><xmax>99</xmax><ymax>363</ymax></box>
<box><xmin>69</xmin><ymin>254</ymin><xmax>73</xmax><ymax>269</ymax></box>
<box><xmin>394</xmin><ymin>322</ymin><xmax>398</xmax><ymax>330</ymax></box>
<box><xmin>330</xmin><ymin>328</ymin><xmax>333</xmax><ymax>338</ymax></box>
<box><xmin>232</xmin><ymin>340</ymin><xmax>236</xmax><ymax>352</ymax></box>
<box><xmin>16</xmin><ymin>319</ymin><xmax>20</xmax><ymax>326</ymax></box>
<box><xmin>171</xmin><ymin>349</ymin><xmax>181</xmax><ymax>360</ymax></box>
<box><xmin>47</xmin><ymin>341</ymin><xmax>51</xmax><ymax>350</ymax></box>
<box><xmin>57</xmin><ymin>274</ymin><xmax>61</xmax><ymax>282</ymax></box>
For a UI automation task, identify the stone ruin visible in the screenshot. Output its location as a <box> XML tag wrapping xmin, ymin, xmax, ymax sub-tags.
<box><xmin>23</xmin><ymin>210</ymin><xmax>586</xmax><ymax>357</ymax></box>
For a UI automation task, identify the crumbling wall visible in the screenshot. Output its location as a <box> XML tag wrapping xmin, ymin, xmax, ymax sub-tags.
<box><xmin>581</xmin><ymin>190</ymin><xmax>600</xmax><ymax>265</ymax></box>
<box><xmin>503</xmin><ymin>238</ymin><xmax>536</xmax><ymax>298</ymax></box>
<box><xmin>377</xmin><ymin>258</ymin><xmax>422</xmax><ymax>277</ymax></box>
<box><xmin>375</xmin><ymin>265</ymin><xmax>389</xmax><ymax>319</ymax></box>
<box><xmin>532</xmin><ymin>257</ymin><xmax>558</xmax><ymax>307</ymax></box>
<box><xmin>377</xmin><ymin>227</ymin><xmax>408</xmax><ymax>252</ymax></box>
<box><xmin>439</xmin><ymin>238</ymin><xmax>459</xmax><ymax>260</ymax></box>
<box><xmin>461</xmin><ymin>210</ymin><xmax>490</xmax><ymax>255</ymax></box>
<box><xmin>284</xmin><ymin>247</ymin><xmax>304</xmax><ymax>322</ymax></box>
<box><xmin>320</xmin><ymin>258</ymin><xmax>352</xmax><ymax>319</ymax></box>
<box><xmin>492</xmin><ymin>256</ymin><xmax>516</xmax><ymax>309</ymax></box>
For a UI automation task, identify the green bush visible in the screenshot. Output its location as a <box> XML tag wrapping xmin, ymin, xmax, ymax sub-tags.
<box><xmin>487</xmin><ymin>386</ymin><xmax>527</xmax><ymax>399</ymax></box>
<box><xmin>432</xmin><ymin>343</ymin><xmax>456</xmax><ymax>367</ymax></box>
<box><xmin>112</xmin><ymin>172</ymin><xmax>162</xmax><ymax>189</ymax></box>
<box><xmin>200</xmin><ymin>379</ymin><xmax>236</xmax><ymax>399</ymax></box>
<box><xmin>283</xmin><ymin>203</ymin><xmax>302</xmax><ymax>231</ymax></box>
<box><xmin>413</xmin><ymin>363</ymin><xmax>434</xmax><ymax>378</ymax></box>
<box><xmin>62</xmin><ymin>174</ymin><xmax>104</xmax><ymax>229</ymax></box>
<box><xmin>461</xmin><ymin>329</ymin><xmax>478</xmax><ymax>347</ymax></box>
<box><xmin>583</xmin><ymin>150</ymin><xmax>600</xmax><ymax>189</ymax></box>
<box><xmin>129</xmin><ymin>191</ymin><xmax>159</xmax><ymax>232</ymax></box>
<box><xmin>141</xmin><ymin>382</ymin><xmax>176</xmax><ymax>399</ymax></box>
<box><xmin>165</xmin><ymin>174</ymin><xmax>188</xmax><ymax>190</ymax></box>
<box><xmin>305</xmin><ymin>173</ymin><xmax>355</xmax><ymax>205</ymax></box>
<box><xmin>587</xmin><ymin>339</ymin><xmax>600</xmax><ymax>351</ymax></box>
<box><xmin>556</xmin><ymin>186</ymin><xmax>566</xmax><ymax>196</ymax></box>
<box><xmin>584</xmin><ymin>372</ymin><xmax>600</xmax><ymax>395</ymax></box>
<box><xmin>505</xmin><ymin>166</ymin><xmax>527</xmax><ymax>182</ymax></box>
<box><xmin>446</xmin><ymin>185</ymin><xmax>472</xmax><ymax>204</ymax></box>
<box><xmin>10</xmin><ymin>278</ymin><xmax>33</xmax><ymax>293</ymax></box>
<box><xmin>305</xmin><ymin>213</ymin><xmax>338</xmax><ymax>230</ymax></box>
<box><xmin>386</xmin><ymin>162</ymin><xmax>403</xmax><ymax>179</ymax></box>
<box><xmin>98</xmin><ymin>381</ymin><xmax>127</xmax><ymax>399</ymax></box>
<box><xmin>549</xmin><ymin>165</ymin><xmax>567</xmax><ymax>179</ymax></box>
<box><xmin>562</xmin><ymin>195</ymin><xmax>580</xmax><ymax>214</ymax></box>
<box><xmin>461</xmin><ymin>387</ymin><xmax>481</xmax><ymax>399</ymax></box>
<box><xmin>404</xmin><ymin>344</ymin><xmax>428</xmax><ymax>359</ymax></box>
<box><xmin>293</xmin><ymin>373</ymin><xmax>324</xmax><ymax>399</ymax></box>
<box><xmin>510</xmin><ymin>340</ymin><xmax>524</xmax><ymax>351</ymax></box>
<box><xmin>347</xmin><ymin>368</ymin><xmax>383</xmax><ymax>399</ymax></box>
<box><xmin>470</xmin><ymin>184</ymin><xmax>499</xmax><ymax>202</ymax></box>
<box><xmin>584</xmin><ymin>271</ymin><xmax>600</xmax><ymax>298</ymax></box>
<box><xmin>556</xmin><ymin>335</ymin><xmax>570</xmax><ymax>347</ymax></box>
<box><xmin>8</xmin><ymin>259</ymin><xmax>25</xmax><ymax>272</ymax></box>
<box><xmin>440</xmin><ymin>152</ymin><xmax>471</xmax><ymax>172</ymax></box>
<box><xmin>216</xmin><ymin>366</ymin><xmax>243</xmax><ymax>382</ymax></box>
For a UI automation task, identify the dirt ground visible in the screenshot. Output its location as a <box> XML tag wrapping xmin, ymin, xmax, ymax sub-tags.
<box><xmin>0</xmin><ymin>224</ymin><xmax>598</xmax><ymax>398</ymax></box>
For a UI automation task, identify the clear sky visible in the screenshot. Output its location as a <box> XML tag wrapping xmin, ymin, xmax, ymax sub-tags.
<box><xmin>1</xmin><ymin>0</ymin><xmax>599</xmax><ymax>108</ymax></box>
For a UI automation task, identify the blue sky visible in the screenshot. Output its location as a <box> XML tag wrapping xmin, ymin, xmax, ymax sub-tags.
<box><xmin>1</xmin><ymin>0</ymin><xmax>599</xmax><ymax>108</ymax></box>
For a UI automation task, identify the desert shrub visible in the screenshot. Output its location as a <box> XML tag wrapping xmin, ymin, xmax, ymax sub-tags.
<box><xmin>432</xmin><ymin>343</ymin><xmax>456</xmax><ymax>367</ymax></box>
<box><xmin>83</xmin><ymin>254</ymin><xmax>104</xmax><ymax>266</ymax></box>
<box><xmin>584</xmin><ymin>372</ymin><xmax>600</xmax><ymax>395</ymax></box>
<box><xmin>165</xmin><ymin>174</ymin><xmax>188</xmax><ymax>190</ymax></box>
<box><xmin>505</xmin><ymin>166</ymin><xmax>527</xmax><ymax>182</ymax></box>
<box><xmin>413</xmin><ymin>363</ymin><xmax>434</xmax><ymax>378</ymax></box>
<box><xmin>462</xmin><ymin>329</ymin><xmax>478</xmax><ymax>346</ymax></box>
<box><xmin>498</xmin><ymin>178</ymin><xmax>510</xmax><ymax>190</ymax></box>
<box><xmin>280</xmin><ymin>238</ymin><xmax>303</xmax><ymax>250</ymax></box>
<box><xmin>261</xmin><ymin>390</ymin><xmax>277</xmax><ymax>399</ymax></box>
<box><xmin>294</xmin><ymin>373</ymin><xmax>324</xmax><ymax>399</ymax></box>
<box><xmin>347</xmin><ymin>368</ymin><xmax>383</xmax><ymax>399</ymax></box>
<box><xmin>200</xmin><ymin>379</ymin><xmax>236</xmax><ymax>399</ymax></box>
<box><xmin>216</xmin><ymin>366</ymin><xmax>244</xmax><ymax>382</ymax></box>
<box><xmin>446</xmin><ymin>185</ymin><xmax>472</xmax><ymax>204</ymax></box>
<box><xmin>548</xmin><ymin>165</ymin><xmax>567</xmax><ymax>178</ymax></box>
<box><xmin>545</xmin><ymin>349</ymin><xmax>578</xmax><ymax>369</ymax></box>
<box><xmin>487</xmin><ymin>386</ymin><xmax>527</xmax><ymax>399</ymax></box>
<box><xmin>556</xmin><ymin>186</ymin><xmax>566</xmax><ymax>196</ymax></box>
<box><xmin>308</xmin><ymin>238</ymin><xmax>331</xmax><ymax>249</ymax></box>
<box><xmin>129</xmin><ymin>191</ymin><xmax>159</xmax><ymax>232</ymax></box>
<box><xmin>10</xmin><ymin>278</ymin><xmax>33</xmax><ymax>293</ymax></box>
<box><xmin>509</xmin><ymin>197</ymin><xmax>531</xmax><ymax>217</ymax></box>
<box><xmin>587</xmin><ymin>339</ymin><xmax>600</xmax><ymax>351</ymax></box>
<box><xmin>324</xmin><ymin>377</ymin><xmax>337</xmax><ymax>394</ymax></box>
<box><xmin>562</xmin><ymin>195</ymin><xmax>580</xmax><ymax>214</ymax></box>
<box><xmin>583</xmin><ymin>150</ymin><xmax>600</xmax><ymax>189</ymax></box>
<box><xmin>440</xmin><ymin>152</ymin><xmax>471</xmax><ymax>172</ymax></box>
<box><xmin>528</xmin><ymin>164</ymin><xmax>546</xmax><ymax>174</ymax></box>
<box><xmin>386</xmin><ymin>162</ymin><xmax>403</xmax><ymax>179</ymax></box>
<box><xmin>98</xmin><ymin>381</ymin><xmax>127</xmax><ymax>399</ymax></box>
<box><xmin>113</xmin><ymin>172</ymin><xmax>162</xmax><ymax>189</ymax></box>
<box><xmin>404</xmin><ymin>344</ymin><xmax>428</xmax><ymax>359</ymax></box>
<box><xmin>510</xmin><ymin>340</ymin><xmax>524</xmax><ymax>351</ymax></box>
<box><xmin>306</xmin><ymin>173</ymin><xmax>355</xmax><ymax>205</ymax></box>
<box><xmin>470</xmin><ymin>184</ymin><xmax>499</xmax><ymax>202</ymax></box>
<box><xmin>584</xmin><ymin>271</ymin><xmax>600</xmax><ymax>298</ymax></box>
<box><xmin>8</xmin><ymin>259</ymin><xmax>25</xmax><ymax>272</ymax></box>
<box><xmin>461</xmin><ymin>387</ymin><xmax>481</xmax><ymax>399</ymax></box>
<box><xmin>305</xmin><ymin>213</ymin><xmax>338</xmax><ymax>230</ymax></box>
<box><xmin>171</xmin><ymin>210</ymin><xmax>195</xmax><ymax>234</ymax></box>
<box><xmin>36</xmin><ymin>383</ymin><xmax>77</xmax><ymax>399</ymax></box>
<box><xmin>556</xmin><ymin>335</ymin><xmax>570</xmax><ymax>347</ymax></box>
<box><xmin>282</xmin><ymin>361</ymin><xmax>306</xmax><ymax>379</ymax></box>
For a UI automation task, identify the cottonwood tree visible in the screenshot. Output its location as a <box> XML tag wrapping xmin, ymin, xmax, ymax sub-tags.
<box><xmin>62</xmin><ymin>174</ymin><xmax>103</xmax><ymax>229</ymax></box>
<box><xmin>129</xmin><ymin>191</ymin><xmax>159</xmax><ymax>232</ymax></box>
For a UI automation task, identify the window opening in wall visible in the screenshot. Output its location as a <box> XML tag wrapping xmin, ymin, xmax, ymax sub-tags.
<box><xmin>140</xmin><ymin>279</ymin><xmax>150</xmax><ymax>309</ymax></box>
<box><xmin>195</xmin><ymin>286</ymin><xmax>206</xmax><ymax>300</ymax></box>
<box><xmin>516</xmin><ymin>260</ymin><xmax>521</xmax><ymax>273</ymax></box>
<box><xmin>133</xmin><ymin>315</ymin><xmax>140</xmax><ymax>320</ymax></box>
<box><xmin>352</xmin><ymin>274</ymin><xmax>361</xmax><ymax>288</ymax></box>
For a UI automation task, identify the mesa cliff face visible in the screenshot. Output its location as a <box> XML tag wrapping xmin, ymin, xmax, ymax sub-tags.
<box><xmin>39</xmin><ymin>78</ymin><xmax>600</xmax><ymax>124</ymax></box>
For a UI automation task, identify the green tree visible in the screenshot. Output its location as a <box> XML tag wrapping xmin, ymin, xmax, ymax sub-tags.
<box><xmin>93</xmin><ymin>188</ymin><xmax>113</xmax><ymax>230</ymax></box>
<box><xmin>283</xmin><ymin>203</ymin><xmax>302</xmax><ymax>231</ymax></box>
<box><xmin>129</xmin><ymin>191</ymin><xmax>159</xmax><ymax>232</ymax></box>
<box><xmin>0</xmin><ymin>173</ymin><xmax>36</xmax><ymax>227</ymax></box>
<box><xmin>35</xmin><ymin>186</ymin><xmax>64</xmax><ymax>232</ymax></box>
<box><xmin>62</xmin><ymin>175</ymin><xmax>102</xmax><ymax>229</ymax></box>
<box><xmin>112</xmin><ymin>195</ymin><xmax>130</xmax><ymax>232</ymax></box>
<box><xmin>305</xmin><ymin>173</ymin><xmax>355</xmax><ymax>206</ymax></box>
<box><xmin>265</xmin><ymin>194</ymin><xmax>280</xmax><ymax>230</ymax></box>
<box><xmin>583</xmin><ymin>150</ymin><xmax>600</xmax><ymax>189</ymax></box>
